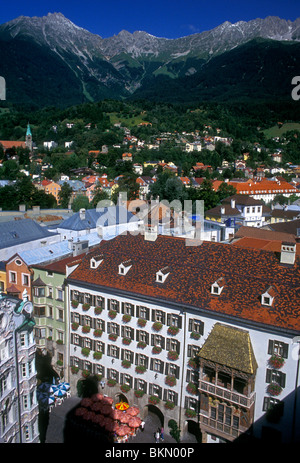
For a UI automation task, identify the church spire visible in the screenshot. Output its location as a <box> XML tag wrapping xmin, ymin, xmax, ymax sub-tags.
<box><xmin>25</xmin><ymin>122</ymin><xmax>33</xmax><ymax>151</ymax></box>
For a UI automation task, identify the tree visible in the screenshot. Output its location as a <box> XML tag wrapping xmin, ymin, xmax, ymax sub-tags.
<box><xmin>111</xmin><ymin>173</ymin><xmax>139</xmax><ymax>203</ymax></box>
<box><xmin>71</xmin><ymin>195</ymin><xmax>91</xmax><ymax>212</ymax></box>
<box><xmin>217</xmin><ymin>182</ymin><xmax>237</xmax><ymax>202</ymax></box>
<box><xmin>58</xmin><ymin>182</ymin><xmax>72</xmax><ymax>208</ymax></box>
<box><xmin>91</xmin><ymin>185</ymin><xmax>109</xmax><ymax>208</ymax></box>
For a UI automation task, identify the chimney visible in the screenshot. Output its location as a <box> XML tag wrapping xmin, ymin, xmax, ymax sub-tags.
<box><xmin>221</xmin><ymin>207</ymin><xmax>225</xmax><ymax>215</ymax></box>
<box><xmin>144</xmin><ymin>224</ymin><xmax>158</xmax><ymax>241</ymax></box>
<box><xmin>280</xmin><ymin>242</ymin><xmax>296</xmax><ymax>265</ymax></box>
<box><xmin>79</xmin><ymin>208</ymin><xmax>86</xmax><ymax>220</ymax></box>
<box><xmin>230</xmin><ymin>199</ymin><xmax>235</xmax><ymax>209</ymax></box>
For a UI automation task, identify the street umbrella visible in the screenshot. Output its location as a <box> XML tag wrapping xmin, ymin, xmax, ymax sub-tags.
<box><xmin>128</xmin><ymin>416</ymin><xmax>142</xmax><ymax>428</ymax></box>
<box><xmin>48</xmin><ymin>396</ymin><xmax>55</xmax><ymax>405</ymax></box>
<box><xmin>110</xmin><ymin>409</ymin><xmax>120</xmax><ymax>420</ymax></box>
<box><xmin>53</xmin><ymin>389</ymin><xmax>66</xmax><ymax>398</ymax></box>
<box><xmin>58</xmin><ymin>382</ymin><xmax>70</xmax><ymax>391</ymax></box>
<box><xmin>100</xmin><ymin>404</ymin><xmax>112</xmax><ymax>416</ymax></box>
<box><xmin>37</xmin><ymin>382</ymin><xmax>51</xmax><ymax>393</ymax></box>
<box><xmin>116</xmin><ymin>425</ymin><xmax>131</xmax><ymax>436</ymax></box>
<box><xmin>127</xmin><ymin>406</ymin><xmax>140</xmax><ymax>416</ymax></box>
<box><xmin>91</xmin><ymin>401</ymin><xmax>102</xmax><ymax>412</ymax></box>
<box><xmin>118</xmin><ymin>413</ymin><xmax>130</xmax><ymax>424</ymax></box>
<box><xmin>115</xmin><ymin>401</ymin><xmax>129</xmax><ymax>411</ymax></box>
<box><xmin>50</xmin><ymin>385</ymin><xmax>59</xmax><ymax>394</ymax></box>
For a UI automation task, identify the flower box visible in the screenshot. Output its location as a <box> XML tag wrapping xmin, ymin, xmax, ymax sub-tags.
<box><xmin>267</xmin><ymin>383</ymin><xmax>283</xmax><ymax>396</ymax></box>
<box><xmin>122</xmin><ymin>359</ymin><xmax>131</xmax><ymax>369</ymax></box>
<box><xmin>137</xmin><ymin>341</ymin><xmax>147</xmax><ymax>349</ymax></box>
<box><xmin>71</xmin><ymin>322</ymin><xmax>79</xmax><ymax>331</ymax></box>
<box><xmin>165</xmin><ymin>375</ymin><xmax>177</xmax><ymax>387</ymax></box>
<box><xmin>82</xmin><ymin>369</ymin><xmax>91</xmax><ymax>378</ymax></box>
<box><xmin>268</xmin><ymin>354</ymin><xmax>285</xmax><ymax>369</ymax></box>
<box><xmin>122</xmin><ymin>314</ymin><xmax>132</xmax><ymax>323</ymax></box>
<box><xmin>190</xmin><ymin>331</ymin><xmax>200</xmax><ymax>340</ymax></box>
<box><xmin>82</xmin><ymin>303</ymin><xmax>90</xmax><ymax>311</ymax></box>
<box><xmin>109</xmin><ymin>333</ymin><xmax>118</xmax><ymax>341</ymax></box>
<box><xmin>121</xmin><ymin>384</ymin><xmax>131</xmax><ymax>393</ymax></box>
<box><xmin>167</xmin><ymin>326</ymin><xmax>179</xmax><ymax>336</ymax></box>
<box><xmin>71</xmin><ymin>300</ymin><xmax>79</xmax><ymax>308</ymax></box>
<box><xmin>185</xmin><ymin>408</ymin><xmax>197</xmax><ymax>418</ymax></box>
<box><xmin>186</xmin><ymin>382</ymin><xmax>197</xmax><ymax>395</ymax></box>
<box><xmin>94</xmin><ymin>306</ymin><xmax>103</xmax><ymax>315</ymax></box>
<box><xmin>81</xmin><ymin>347</ymin><xmax>90</xmax><ymax>357</ymax></box>
<box><xmin>122</xmin><ymin>337</ymin><xmax>132</xmax><ymax>345</ymax></box>
<box><xmin>137</xmin><ymin>318</ymin><xmax>147</xmax><ymax>328</ymax></box>
<box><xmin>82</xmin><ymin>325</ymin><xmax>91</xmax><ymax>333</ymax></box>
<box><xmin>56</xmin><ymin>360</ymin><xmax>63</xmax><ymax>366</ymax></box>
<box><xmin>188</xmin><ymin>358</ymin><xmax>198</xmax><ymax>369</ymax></box>
<box><xmin>164</xmin><ymin>401</ymin><xmax>175</xmax><ymax>410</ymax></box>
<box><xmin>94</xmin><ymin>329</ymin><xmax>103</xmax><ymax>337</ymax></box>
<box><xmin>168</xmin><ymin>350</ymin><xmax>179</xmax><ymax>361</ymax></box>
<box><xmin>149</xmin><ymin>395</ymin><xmax>160</xmax><ymax>405</ymax></box>
<box><xmin>93</xmin><ymin>351</ymin><xmax>102</xmax><ymax>360</ymax></box>
<box><xmin>108</xmin><ymin>309</ymin><xmax>117</xmax><ymax>319</ymax></box>
<box><xmin>134</xmin><ymin>389</ymin><xmax>145</xmax><ymax>398</ymax></box>
<box><xmin>152</xmin><ymin>322</ymin><xmax>163</xmax><ymax>332</ymax></box>
<box><xmin>152</xmin><ymin>346</ymin><xmax>162</xmax><ymax>354</ymax></box>
<box><xmin>107</xmin><ymin>379</ymin><xmax>117</xmax><ymax>387</ymax></box>
<box><xmin>71</xmin><ymin>366</ymin><xmax>79</xmax><ymax>374</ymax></box>
<box><xmin>135</xmin><ymin>365</ymin><xmax>147</xmax><ymax>374</ymax></box>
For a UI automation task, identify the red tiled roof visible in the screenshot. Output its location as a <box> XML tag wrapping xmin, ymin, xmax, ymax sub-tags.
<box><xmin>68</xmin><ymin>234</ymin><xmax>300</xmax><ymax>333</ymax></box>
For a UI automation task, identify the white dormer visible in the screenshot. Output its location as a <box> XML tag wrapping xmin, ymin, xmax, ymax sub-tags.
<box><xmin>211</xmin><ymin>277</ymin><xmax>226</xmax><ymax>295</ymax></box>
<box><xmin>261</xmin><ymin>286</ymin><xmax>276</xmax><ymax>306</ymax></box>
<box><xmin>119</xmin><ymin>260</ymin><xmax>132</xmax><ymax>275</ymax></box>
<box><xmin>156</xmin><ymin>266</ymin><xmax>170</xmax><ymax>283</ymax></box>
<box><xmin>90</xmin><ymin>255</ymin><xmax>104</xmax><ymax>269</ymax></box>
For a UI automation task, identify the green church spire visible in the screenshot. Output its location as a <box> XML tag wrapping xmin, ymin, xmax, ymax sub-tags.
<box><xmin>26</xmin><ymin>122</ymin><xmax>32</xmax><ymax>137</ymax></box>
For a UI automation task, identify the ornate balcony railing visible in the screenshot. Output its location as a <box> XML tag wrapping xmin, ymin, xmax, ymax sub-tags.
<box><xmin>199</xmin><ymin>379</ymin><xmax>256</xmax><ymax>408</ymax></box>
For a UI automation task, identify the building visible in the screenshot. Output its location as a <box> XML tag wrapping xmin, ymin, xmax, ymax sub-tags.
<box><xmin>227</xmin><ymin>178</ymin><xmax>300</xmax><ymax>203</ymax></box>
<box><xmin>65</xmin><ymin>232</ymin><xmax>300</xmax><ymax>443</ymax></box>
<box><xmin>0</xmin><ymin>292</ymin><xmax>38</xmax><ymax>443</ymax></box>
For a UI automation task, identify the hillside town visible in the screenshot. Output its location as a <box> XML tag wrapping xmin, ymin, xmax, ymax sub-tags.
<box><xmin>1</xmin><ymin>112</ymin><xmax>300</xmax><ymax>445</ymax></box>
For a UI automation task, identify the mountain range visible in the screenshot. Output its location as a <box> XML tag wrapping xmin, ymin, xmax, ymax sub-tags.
<box><xmin>0</xmin><ymin>12</ymin><xmax>300</xmax><ymax>107</ymax></box>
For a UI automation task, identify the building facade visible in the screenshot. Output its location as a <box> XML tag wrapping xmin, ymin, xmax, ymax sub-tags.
<box><xmin>65</xmin><ymin>232</ymin><xmax>300</xmax><ymax>443</ymax></box>
<box><xmin>0</xmin><ymin>292</ymin><xmax>38</xmax><ymax>443</ymax></box>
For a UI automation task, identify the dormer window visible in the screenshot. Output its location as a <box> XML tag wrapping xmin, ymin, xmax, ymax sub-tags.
<box><xmin>211</xmin><ymin>277</ymin><xmax>225</xmax><ymax>295</ymax></box>
<box><xmin>156</xmin><ymin>266</ymin><xmax>170</xmax><ymax>283</ymax></box>
<box><xmin>261</xmin><ymin>286</ymin><xmax>276</xmax><ymax>306</ymax></box>
<box><xmin>90</xmin><ymin>255</ymin><xmax>104</xmax><ymax>269</ymax></box>
<box><xmin>118</xmin><ymin>260</ymin><xmax>132</xmax><ymax>275</ymax></box>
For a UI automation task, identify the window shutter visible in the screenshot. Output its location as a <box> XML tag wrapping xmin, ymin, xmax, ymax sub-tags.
<box><xmin>146</xmin><ymin>307</ymin><xmax>150</xmax><ymax>320</ymax></box>
<box><xmin>146</xmin><ymin>333</ymin><xmax>149</xmax><ymax>344</ymax></box>
<box><xmin>167</xmin><ymin>314</ymin><xmax>171</xmax><ymax>325</ymax></box>
<box><xmin>160</xmin><ymin>361</ymin><xmax>164</xmax><ymax>374</ymax></box>
<box><xmin>282</xmin><ymin>343</ymin><xmax>289</xmax><ymax>359</ymax></box>
<box><xmin>279</xmin><ymin>372</ymin><xmax>286</xmax><ymax>388</ymax></box>
<box><xmin>186</xmin><ymin>370</ymin><xmax>191</xmax><ymax>382</ymax></box>
<box><xmin>158</xmin><ymin>386</ymin><xmax>162</xmax><ymax>399</ymax></box>
<box><xmin>165</xmin><ymin>363</ymin><xmax>169</xmax><ymax>375</ymax></box>
<box><xmin>121</xmin><ymin>349</ymin><xmax>124</xmax><ymax>360</ymax></box>
<box><xmin>163</xmin><ymin>389</ymin><xmax>167</xmax><ymax>401</ymax></box>
<box><xmin>143</xmin><ymin>381</ymin><xmax>147</xmax><ymax>393</ymax></box>
<box><xmin>121</xmin><ymin>326</ymin><xmax>124</xmax><ymax>337</ymax></box>
<box><xmin>187</xmin><ymin>345</ymin><xmax>191</xmax><ymax>357</ymax></box>
<box><xmin>200</xmin><ymin>321</ymin><xmax>204</xmax><ymax>335</ymax></box>
<box><xmin>149</xmin><ymin>384</ymin><xmax>153</xmax><ymax>395</ymax></box>
<box><xmin>107</xmin><ymin>322</ymin><xmax>111</xmax><ymax>334</ymax></box>
<box><xmin>151</xmin><ymin>335</ymin><xmax>154</xmax><ymax>346</ymax></box>
<box><xmin>266</xmin><ymin>369</ymin><xmax>271</xmax><ymax>383</ymax></box>
<box><xmin>161</xmin><ymin>337</ymin><xmax>165</xmax><ymax>350</ymax></box>
<box><xmin>150</xmin><ymin>359</ymin><xmax>154</xmax><ymax>370</ymax></box>
<box><xmin>178</xmin><ymin>316</ymin><xmax>182</xmax><ymax>329</ymax></box>
<box><xmin>121</xmin><ymin>302</ymin><xmax>125</xmax><ymax>314</ymax></box>
<box><xmin>120</xmin><ymin>373</ymin><xmax>124</xmax><ymax>384</ymax></box>
<box><xmin>136</xmin><ymin>306</ymin><xmax>140</xmax><ymax>318</ymax></box>
<box><xmin>175</xmin><ymin>366</ymin><xmax>180</xmax><ymax>379</ymax></box>
<box><xmin>130</xmin><ymin>352</ymin><xmax>134</xmax><ymax>363</ymax></box>
<box><xmin>174</xmin><ymin>392</ymin><xmax>178</xmax><ymax>406</ymax></box>
<box><xmin>263</xmin><ymin>397</ymin><xmax>269</xmax><ymax>411</ymax></box>
<box><xmin>162</xmin><ymin>312</ymin><xmax>166</xmax><ymax>324</ymax></box>
<box><xmin>152</xmin><ymin>310</ymin><xmax>156</xmax><ymax>321</ymax></box>
<box><xmin>188</xmin><ymin>319</ymin><xmax>193</xmax><ymax>331</ymax></box>
<box><xmin>135</xmin><ymin>354</ymin><xmax>139</xmax><ymax>365</ymax></box>
<box><xmin>268</xmin><ymin>340</ymin><xmax>274</xmax><ymax>355</ymax></box>
<box><xmin>107</xmin><ymin>345</ymin><xmax>111</xmax><ymax>356</ymax></box>
<box><xmin>107</xmin><ymin>299</ymin><xmax>111</xmax><ymax>310</ymax></box>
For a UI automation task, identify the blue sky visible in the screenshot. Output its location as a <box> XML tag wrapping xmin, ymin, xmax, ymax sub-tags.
<box><xmin>1</xmin><ymin>0</ymin><xmax>299</xmax><ymax>39</ymax></box>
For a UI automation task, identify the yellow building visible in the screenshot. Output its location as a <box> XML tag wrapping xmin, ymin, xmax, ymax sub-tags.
<box><xmin>44</xmin><ymin>181</ymin><xmax>61</xmax><ymax>204</ymax></box>
<box><xmin>0</xmin><ymin>262</ymin><xmax>7</xmax><ymax>292</ymax></box>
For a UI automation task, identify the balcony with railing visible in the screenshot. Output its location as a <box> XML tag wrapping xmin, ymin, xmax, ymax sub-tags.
<box><xmin>199</xmin><ymin>378</ymin><xmax>256</xmax><ymax>408</ymax></box>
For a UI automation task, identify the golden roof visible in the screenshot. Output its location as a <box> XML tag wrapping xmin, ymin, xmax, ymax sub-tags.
<box><xmin>198</xmin><ymin>323</ymin><xmax>258</xmax><ymax>375</ymax></box>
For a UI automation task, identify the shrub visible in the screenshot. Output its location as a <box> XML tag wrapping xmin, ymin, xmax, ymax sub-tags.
<box><xmin>190</xmin><ymin>331</ymin><xmax>200</xmax><ymax>340</ymax></box>
<box><xmin>109</xmin><ymin>333</ymin><xmax>118</xmax><ymax>341</ymax></box>
<box><xmin>120</xmin><ymin>384</ymin><xmax>131</xmax><ymax>393</ymax></box>
<box><xmin>56</xmin><ymin>360</ymin><xmax>63</xmax><ymax>366</ymax></box>
<box><xmin>268</xmin><ymin>354</ymin><xmax>285</xmax><ymax>369</ymax></box>
<box><xmin>71</xmin><ymin>366</ymin><xmax>79</xmax><ymax>374</ymax></box>
<box><xmin>82</xmin><ymin>369</ymin><xmax>91</xmax><ymax>378</ymax></box>
<box><xmin>168</xmin><ymin>419</ymin><xmax>181</xmax><ymax>443</ymax></box>
<box><xmin>137</xmin><ymin>341</ymin><xmax>147</xmax><ymax>349</ymax></box>
<box><xmin>122</xmin><ymin>337</ymin><xmax>132</xmax><ymax>345</ymax></box>
<box><xmin>107</xmin><ymin>379</ymin><xmax>117</xmax><ymax>387</ymax></box>
<box><xmin>267</xmin><ymin>383</ymin><xmax>283</xmax><ymax>396</ymax></box>
<box><xmin>164</xmin><ymin>401</ymin><xmax>175</xmax><ymax>410</ymax></box>
<box><xmin>185</xmin><ymin>408</ymin><xmax>197</xmax><ymax>418</ymax></box>
<box><xmin>188</xmin><ymin>358</ymin><xmax>198</xmax><ymax>369</ymax></box>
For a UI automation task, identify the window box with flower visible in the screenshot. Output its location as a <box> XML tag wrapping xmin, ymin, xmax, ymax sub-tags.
<box><xmin>122</xmin><ymin>359</ymin><xmax>131</xmax><ymax>369</ymax></box>
<box><xmin>190</xmin><ymin>331</ymin><xmax>200</xmax><ymax>340</ymax></box>
<box><xmin>121</xmin><ymin>384</ymin><xmax>131</xmax><ymax>393</ymax></box>
<box><xmin>188</xmin><ymin>358</ymin><xmax>198</xmax><ymax>369</ymax></box>
<box><xmin>152</xmin><ymin>322</ymin><xmax>163</xmax><ymax>332</ymax></box>
<box><xmin>149</xmin><ymin>395</ymin><xmax>160</xmax><ymax>405</ymax></box>
<box><xmin>137</xmin><ymin>341</ymin><xmax>147</xmax><ymax>349</ymax></box>
<box><xmin>167</xmin><ymin>326</ymin><xmax>180</xmax><ymax>336</ymax></box>
<box><xmin>185</xmin><ymin>408</ymin><xmax>197</xmax><ymax>418</ymax></box>
<box><xmin>94</xmin><ymin>306</ymin><xmax>103</xmax><ymax>315</ymax></box>
<box><xmin>82</xmin><ymin>369</ymin><xmax>91</xmax><ymax>378</ymax></box>
<box><xmin>122</xmin><ymin>314</ymin><xmax>131</xmax><ymax>323</ymax></box>
<box><xmin>108</xmin><ymin>309</ymin><xmax>117</xmax><ymax>319</ymax></box>
<box><xmin>93</xmin><ymin>351</ymin><xmax>102</xmax><ymax>360</ymax></box>
<box><xmin>152</xmin><ymin>346</ymin><xmax>162</xmax><ymax>354</ymax></box>
<box><xmin>71</xmin><ymin>322</ymin><xmax>79</xmax><ymax>331</ymax></box>
<box><xmin>71</xmin><ymin>366</ymin><xmax>79</xmax><ymax>375</ymax></box>
<box><xmin>109</xmin><ymin>333</ymin><xmax>118</xmax><ymax>341</ymax></box>
<box><xmin>82</xmin><ymin>303</ymin><xmax>90</xmax><ymax>311</ymax></box>
<box><xmin>186</xmin><ymin>382</ymin><xmax>197</xmax><ymax>395</ymax></box>
<box><xmin>122</xmin><ymin>337</ymin><xmax>132</xmax><ymax>345</ymax></box>
<box><xmin>93</xmin><ymin>329</ymin><xmax>103</xmax><ymax>337</ymax></box>
<box><xmin>135</xmin><ymin>365</ymin><xmax>147</xmax><ymax>374</ymax></box>
<box><xmin>107</xmin><ymin>378</ymin><xmax>117</xmax><ymax>387</ymax></box>
<box><xmin>81</xmin><ymin>347</ymin><xmax>90</xmax><ymax>357</ymax></box>
<box><xmin>134</xmin><ymin>389</ymin><xmax>145</xmax><ymax>398</ymax></box>
<box><xmin>164</xmin><ymin>401</ymin><xmax>175</xmax><ymax>410</ymax></box>
<box><xmin>82</xmin><ymin>325</ymin><xmax>91</xmax><ymax>334</ymax></box>
<box><xmin>168</xmin><ymin>350</ymin><xmax>179</xmax><ymax>361</ymax></box>
<box><xmin>268</xmin><ymin>354</ymin><xmax>285</xmax><ymax>369</ymax></box>
<box><xmin>267</xmin><ymin>383</ymin><xmax>283</xmax><ymax>396</ymax></box>
<box><xmin>71</xmin><ymin>300</ymin><xmax>79</xmax><ymax>308</ymax></box>
<box><xmin>165</xmin><ymin>375</ymin><xmax>177</xmax><ymax>387</ymax></box>
<box><xmin>137</xmin><ymin>318</ymin><xmax>147</xmax><ymax>328</ymax></box>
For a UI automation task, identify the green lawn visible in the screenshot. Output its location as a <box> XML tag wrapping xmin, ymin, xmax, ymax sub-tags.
<box><xmin>263</xmin><ymin>122</ymin><xmax>300</xmax><ymax>138</ymax></box>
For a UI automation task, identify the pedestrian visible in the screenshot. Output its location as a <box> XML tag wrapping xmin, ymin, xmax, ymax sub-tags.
<box><xmin>155</xmin><ymin>429</ymin><xmax>160</xmax><ymax>443</ymax></box>
<box><xmin>140</xmin><ymin>420</ymin><xmax>145</xmax><ymax>432</ymax></box>
<box><xmin>160</xmin><ymin>427</ymin><xmax>164</xmax><ymax>442</ymax></box>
